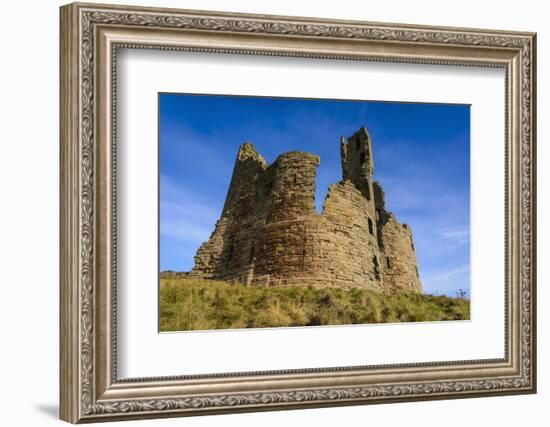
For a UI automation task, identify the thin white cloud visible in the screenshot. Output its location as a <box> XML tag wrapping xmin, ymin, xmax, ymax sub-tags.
<box><xmin>160</xmin><ymin>174</ymin><xmax>221</xmax><ymax>243</ymax></box>
<box><xmin>160</xmin><ymin>221</ymin><xmax>211</xmax><ymax>243</ymax></box>
<box><xmin>422</xmin><ymin>264</ymin><xmax>470</xmax><ymax>296</ymax></box>
<box><xmin>438</xmin><ymin>228</ymin><xmax>470</xmax><ymax>244</ymax></box>
<box><xmin>161</xmin><ymin>199</ymin><xmax>219</xmax><ymax>225</ymax></box>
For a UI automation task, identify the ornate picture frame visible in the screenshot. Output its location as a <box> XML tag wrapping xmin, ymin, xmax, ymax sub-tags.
<box><xmin>60</xmin><ymin>2</ymin><xmax>536</xmax><ymax>423</ymax></box>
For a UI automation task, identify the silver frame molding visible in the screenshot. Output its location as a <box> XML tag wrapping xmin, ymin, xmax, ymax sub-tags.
<box><xmin>60</xmin><ymin>2</ymin><xmax>537</xmax><ymax>423</ymax></box>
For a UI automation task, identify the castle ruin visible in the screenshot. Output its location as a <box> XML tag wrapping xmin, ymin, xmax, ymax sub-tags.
<box><xmin>191</xmin><ymin>127</ymin><xmax>422</xmax><ymax>293</ymax></box>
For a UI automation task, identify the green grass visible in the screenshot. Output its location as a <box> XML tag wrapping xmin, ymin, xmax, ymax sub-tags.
<box><xmin>160</xmin><ymin>278</ymin><xmax>470</xmax><ymax>332</ymax></box>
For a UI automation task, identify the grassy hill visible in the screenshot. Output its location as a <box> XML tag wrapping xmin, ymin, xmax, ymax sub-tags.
<box><xmin>160</xmin><ymin>277</ymin><xmax>470</xmax><ymax>332</ymax></box>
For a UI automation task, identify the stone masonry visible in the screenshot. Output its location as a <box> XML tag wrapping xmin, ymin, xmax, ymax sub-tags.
<box><xmin>190</xmin><ymin>127</ymin><xmax>423</xmax><ymax>293</ymax></box>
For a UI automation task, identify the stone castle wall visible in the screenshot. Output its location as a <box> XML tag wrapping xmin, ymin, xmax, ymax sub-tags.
<box><xmin>191</xmin><ymin>127</ymin><xmax>423</xmax><ymax>293</ymax></box>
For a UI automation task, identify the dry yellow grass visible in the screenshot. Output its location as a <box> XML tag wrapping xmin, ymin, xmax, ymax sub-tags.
<box><xmin>160</xmin><ymin>277</ymin><xmax>470</xmax><ymax>332</ymax></box>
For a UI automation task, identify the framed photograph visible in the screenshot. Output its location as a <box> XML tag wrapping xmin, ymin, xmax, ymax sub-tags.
<box><xmin>60</xmin><ymin>2</ymin><xmax>537</xmax><ymax>423</ymax></box>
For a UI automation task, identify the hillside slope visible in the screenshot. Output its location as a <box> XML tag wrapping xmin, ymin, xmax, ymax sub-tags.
<box><xmin>160</xmin><ymin>277</ymin><xmax>469</xmax><ymax>332</ymax></box>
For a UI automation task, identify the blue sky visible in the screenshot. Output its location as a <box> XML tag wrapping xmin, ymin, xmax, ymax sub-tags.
<box><xmin>159</xmin><ymin>93</ymin><xmax>470</xmax><ymax>297</ymax></box>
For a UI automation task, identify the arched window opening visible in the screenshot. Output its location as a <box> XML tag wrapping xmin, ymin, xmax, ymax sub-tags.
<box><xmin>373</xmin><ymin>256</ymin><xmax>380</xmax><ymax>280</ymax></box>
<box><xmin>365</xmin><ymin>183</ymin><xmax>371</xmax><ymax>201</ymax></box>
<box><xmin>368</xmin><ymin>218</ymin><xmax>374</xmax><ymax>235</ymax></box>
<box><xmin>249</xmin><ymin>244</ymin><xmax>255</xmax><ymax>263</ymax></box>
<box><xmin>386</xmin><ymin>257</ymin><xmax>391</xmax><ymax>269</ymax></box>
<box><xmin>226</xmin><ymin>237</ymin><xmax>236</xmax><ymax>267</ymax></box>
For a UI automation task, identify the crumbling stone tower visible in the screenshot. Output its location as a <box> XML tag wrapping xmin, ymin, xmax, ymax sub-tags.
<box><xmin>191</xmin><ymin>127</ymin><xmax>423</xmax><ymax>293</ymax></box>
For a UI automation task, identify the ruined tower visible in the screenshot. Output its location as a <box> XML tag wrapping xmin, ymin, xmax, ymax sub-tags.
<box><xmin>341</xmin><ymin>127</ymin><xmax>374</xmax><ymax>200</ymax></box>
<box><xmin>191</xmin><ymin>127</ymin><xmax>423</xmax><ymax>293</ymax></box>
